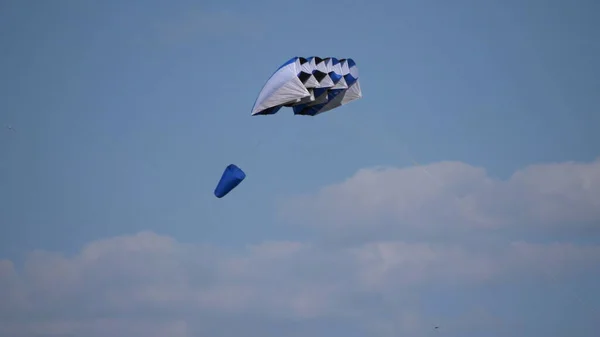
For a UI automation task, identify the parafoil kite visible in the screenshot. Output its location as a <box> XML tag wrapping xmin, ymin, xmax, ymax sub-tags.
<box><xmin>214</xmin><ymin>164</ymin><xmax>246</xmax><ymax>198</ymax></box>
<box><xmin>251</xmin><ymin>56</ymin><xmax>362</xmax><ymax>116</ymax></box>
<box><xmin>214</xmin><ymin>57</ymin><xmax>362</xmax><ymax>198</ymax></box>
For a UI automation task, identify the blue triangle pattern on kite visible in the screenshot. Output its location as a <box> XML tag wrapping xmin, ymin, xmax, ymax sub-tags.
<box><xmin>214</xmin><ymin>164</ymin><xmax>246</xmax><ymax>198</ymax></box>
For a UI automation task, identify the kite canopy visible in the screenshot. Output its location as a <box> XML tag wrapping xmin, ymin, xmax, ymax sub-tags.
<box><xmin>251</xmin><ymin>56</ymin><xmax>362</xmax><ymax>117</ymax></box>
<box><xmin>214</xmin><ymin>164</ymin><xmax>246</xmax><ymax>198</ymax></box>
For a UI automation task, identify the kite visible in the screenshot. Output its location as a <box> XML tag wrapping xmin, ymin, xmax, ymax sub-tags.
<box><xmin>215</xmin><ymin>57</ymin><xmax>362</xmax><ymax>198</ymax></box>
<box><xmin>214</xmin><ymin>164</ymin><xmax>246</xmax><ymax>198</ymax></box>
<box><xmin>250</xmin><ymin>56</ymin><xmax>362</xmax><ymax>116</ymax></box>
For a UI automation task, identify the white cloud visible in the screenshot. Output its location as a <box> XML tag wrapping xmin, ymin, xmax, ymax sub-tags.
<box><xmin>280</xmin><ymin>158</ymin><xmax>600</xmax><ymax>238</ymax></box>
<box><xmin>2</xmin><ymin>159</ymin><xmax>600</xmax><ymax>336</ymax></box>
<box><xmin>1</xmin><ymin>230</ymin><xmax>599</xmax><ymax>337</ymax></box>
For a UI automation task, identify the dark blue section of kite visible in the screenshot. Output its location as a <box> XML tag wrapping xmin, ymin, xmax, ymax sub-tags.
<box><xmin>214</xmin><ymin>164</ymin><xmax>246</xmax><ymax>198</ymax></box>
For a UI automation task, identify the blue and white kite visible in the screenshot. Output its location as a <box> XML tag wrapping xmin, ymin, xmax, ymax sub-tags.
<box><xmin>250</xmin><ymin>56</ymin><xmax>362</xmax><ymax>117</ymax></box>
<box><xmin>215</xmin><ymin>57</ymin><xmax>362</xmax><ymax>198</ymax></box>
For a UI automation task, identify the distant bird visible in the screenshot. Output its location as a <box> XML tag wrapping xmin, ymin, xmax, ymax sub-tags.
<box><xmin>434</xmin><ymin>326</ymin><xmax>439</xmax><ymax>329</ymax></box>
<box><xmin>6</xmin><ymin>125</ymin><xmax>15</xmax><ymax>131</ymax></box>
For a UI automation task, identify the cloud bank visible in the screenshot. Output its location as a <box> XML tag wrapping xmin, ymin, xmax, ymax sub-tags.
<box><xmin>2</xmin><ymin>158</ymin><xmax>600</xmax><ymax>337</ymax></box>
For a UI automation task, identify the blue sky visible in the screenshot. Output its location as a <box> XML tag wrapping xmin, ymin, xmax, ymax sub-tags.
<box><xmin>1</xmin><ymin>1</ymin><xmax>599</xmax><ymax>336</ymax></box>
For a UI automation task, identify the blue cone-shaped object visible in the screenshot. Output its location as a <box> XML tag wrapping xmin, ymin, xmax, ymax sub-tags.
<box><xmin>214</xmin><ymin>164</ymin><xmax>246</xmax><ymax>198</ymax></box>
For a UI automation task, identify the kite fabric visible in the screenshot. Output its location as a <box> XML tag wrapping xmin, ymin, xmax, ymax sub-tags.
<box><xmin>250</xmin><ymin>56</ymin><xmax>362</xmax><ymax>117</ymax></box>
<box><xmin>214</xmin><ymin>164</ymin><xmax>246</xmax><ymax>198</ymax></box>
